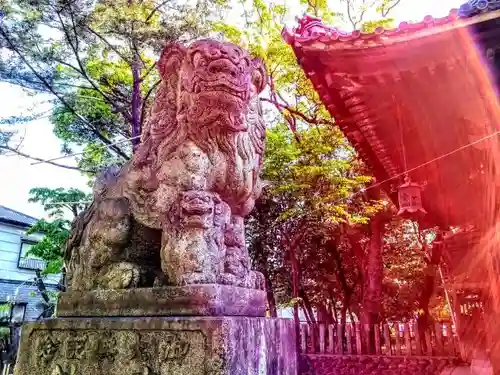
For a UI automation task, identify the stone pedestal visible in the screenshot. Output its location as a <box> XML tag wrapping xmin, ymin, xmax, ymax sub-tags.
<box><xmin>14</xmin><ymin>285</ymin><xmax>297</xmax><ymax>375</ymax></box>
<box><xmin>57</xmin><ymin>285</ymin><xmax>267</xmax><ymax>318</ymax></box>
<box><xmin>14</xmin><ymin>316</ymin><xmax>296</xmax><ymax>375</ymax></box>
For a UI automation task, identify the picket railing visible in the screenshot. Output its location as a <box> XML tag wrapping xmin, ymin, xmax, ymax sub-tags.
<box><xmin>300</xmin><ymin>322</ymin><xmax>460</xmax><ymax>357</ymax></box>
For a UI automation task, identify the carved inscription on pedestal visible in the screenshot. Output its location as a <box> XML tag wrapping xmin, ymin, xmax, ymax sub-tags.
<box><xmin>37</xmin><ymin>333</ymin><xmax>61</xmax><ymax>365</ymax></box>
<box><xmin>160</xmin><ymin>332</ymin><xmax>190</xmax><ymax>363</ymax></box>
<box><xmin>28</xmin><ymin>329</ymin><xmax>206</xmax><ymax>375</ymax></box>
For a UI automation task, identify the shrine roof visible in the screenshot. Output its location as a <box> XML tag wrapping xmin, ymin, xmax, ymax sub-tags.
<box><xmin>283</xmin><ymin>4</ymin><xmax>500</xmax><ymax>228</ymax></box>
<box><xmin>459</xmin><ymin>0</ymin><xmax>500</xmax><ymax>17</ymax></box>
<box><xmin>283</xmin><ymin>4</ymin><xmax>500</xmax><ymax>51</ymax></box>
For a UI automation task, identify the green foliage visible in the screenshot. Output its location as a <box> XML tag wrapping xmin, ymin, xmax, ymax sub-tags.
<box><xmin>26</xmin><ymin>219</ymin><xmax>69</xmax><ymax>274</ymax></box>
<box><xmin>28</xmin><ymin>187</ymin><xmax>91</xmax><ymax>218</ymax></box>
<box><xmin>27</xmin><ymin>187</ymin><xmax>90</xmax><ymax>274</ymax></box>
<box><xmin>362</xmin><ymin>18</ymin><xmax>394</xmax><ymax>32</ymax></box>
<box><xmin>0</xmin><ymin>303</ymin><xmax>11</xmax><ymax>325</ymax></box>
<box><xmin>381</xmin><ymin>219</ymin><xmax>427</xmax><ymax>320</ymax></box>
<box><xmin>0</xmin><ymin>0</ymin><xmax>226</xmax><ymax>172</ymax></box>
<box><xmin>214</xmin><ymin>0</ymin><xmax>334</xmax><ymax>134</ymax></box>
<box><xmin>218</xmin><ymin>0</ymin><xmax>421</xmax><ymax>322</ymax></box>
<box><xmin>247</xmin><ymin>124</ymin><xmax>384</xmax><ymax>317</ymax></box>
<box><xmin>263</xmin><ymin>124</ymin><xmax>378</xmax><ymax>225</ymax></box>
<box><xmin>0</xmin><ymin>327</ymin><xmax>10</xmax><ymax>338</ymax></box>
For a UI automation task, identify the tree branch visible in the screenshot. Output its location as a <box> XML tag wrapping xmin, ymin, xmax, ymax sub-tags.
<box><xmin>0</xmin><ymin>24</ymin><xmax>130</xmax><ymax>160</ymax></box>
<box><xmin>345</xmin><ymin>0</ymin><xmax>358</xmax><ymax>30</ymax></box>
<box><xmin>56</xmin><ymin>9</ymin><xmax>131</xmax><ymax>121</ymax></box>
<box><xmin>266</xmin><ymin>73</ymin><xmax>301</xmax><ymax>142</ymax></box>
<box><xmin>145</xmin><ymin>0</ymin><xmax>173</xmax><ymax>23</ymax></box>
<box><xmin>0</xmin><ymin>145</ymin><xmax>96</xmax><ymax>173</ymax></box>
<box><xmin>85</xmin><ymin>25</ymin><xmax>131</xmax><ymax>65</ymax></box>
<box><xmin>261</xmin><ymin>98</ymin><xmax>333</xmax><ymax>127</ymax></box>
<box><xmin>380</xmin><ymin>0</ymin><xmax>402</xmax><ymax>17</ymax></box>
<box><xmin>141</xmin><ymin>62</ymin><xmax>157</xmax><ymax>81</ymax></box>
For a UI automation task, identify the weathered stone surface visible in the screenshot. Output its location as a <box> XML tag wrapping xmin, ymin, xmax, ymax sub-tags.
<box><xmin>57</xmin><ymin>285</ymin><xmax>266</xmax><ymax>318</ymax></box>
<box><xmin>299</xmin><ymin>355</ymin><xmax>461</xmax><ymax>375</ymax></box>
<box><xmin>14</xmin><ymin>317</ymin><xmax>297</xmax><ymax>375</ymax></box>
<box><xmin>63</xmin><ymin>39</ymin><xmax>269</xmax><ymax>293</ymax></box>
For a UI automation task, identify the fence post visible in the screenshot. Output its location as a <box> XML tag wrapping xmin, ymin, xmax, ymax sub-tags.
<box><xmin>328</xmin><ymin>324</ymin><xmax>334</xmax><ymax>354</ymax></box>
<box><xmin>383</xmin><ymin>324</ymin><xmax>391</xmax><ymax>355</ymax></box>
<box><xmin>355</xmin><ymin>323</ymin><xmax>362</xmax><ymax>354</ymax></box>
<box><xmin>319</xmin><ymin>324</ymin><xmax>326</xmax><ymax>354</ymax></box>
<box><xmin>394</xmin><ymin>324</ymin><xmax>401</xmax><ymax>355</ymax></box>
<box><xmin>374</xmin><ymin>323</ymin><xmax>381</xmax><ymax>355</ymax></box>
<box><xmin>346</xmin><ymin>324</ymin><xmax>352</xmax><ymax>354</ymax></box>
<box><xmin>364</xmin><ymin>324</ymin><xmax>371</xmax><ymax>354</ymax></box>
<box><xmin>404</xmin><ymin>323</ymin><xmax>412</xmax><ymax>356</ymax></box>
<box><xmin>435</xmin><ymin>323</ymin><xmax>444</xmax><ymax>355</ymax></box>
<box><xmin>337</xmin><ymin>324</ymin><xmax>344</xmax><ymax>354</ymax></box>
<box><xmin>301</xmin><ymin>320</ymin><xmax>462</xmax><ymax>358</ymax></box>
<box><xmin>413</xmin><ymin>322</ymin><xmax>422</xmax><ymax>355</ymax></box>
<box><xmin>311</xmin><ymin>323</ymin><xmax>317</xmax><ymax>353</ymax></box>
<box><xmin>300</xmin><ymin>323</ymin><xmax>307</xmax><ymax>353</ymax></box>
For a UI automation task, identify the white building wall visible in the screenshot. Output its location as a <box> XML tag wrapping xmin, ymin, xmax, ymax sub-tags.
<box><xmin>0</xmin><ymin>222</ymin><xmax>59</xmax><ymax>284</ymax></box>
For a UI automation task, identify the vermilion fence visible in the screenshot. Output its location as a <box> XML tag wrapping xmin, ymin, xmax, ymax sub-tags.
<box><xmin>300</xmin><ymin>322</ymin><xmax>461</xmax><ymax>357</ymax></box>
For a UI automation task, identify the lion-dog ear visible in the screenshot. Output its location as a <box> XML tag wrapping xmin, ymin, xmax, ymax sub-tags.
<box><xmin>251</xmin><ymin>57</ymin><xmax>268</xmax><ymax>94</ymax></box>
<box><xmin>158</xmin><ymin>43</ymin><xmax>187</xmax><ymax>78</ymax></box>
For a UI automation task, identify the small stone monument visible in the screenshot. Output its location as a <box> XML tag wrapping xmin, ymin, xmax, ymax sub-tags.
<box><xmin>14</xmin><ymin>40</ymin><xmax>297</xmax><ymax>375</ymax></box>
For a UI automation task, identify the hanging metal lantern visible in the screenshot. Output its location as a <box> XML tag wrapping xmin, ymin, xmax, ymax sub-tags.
<box><xmin>397</xmin><ymin>176</ymin><xmax>427</xmax><ymax>218</ymax></box>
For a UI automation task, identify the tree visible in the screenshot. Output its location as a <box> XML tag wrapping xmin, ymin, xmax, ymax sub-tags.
<box><xmin>381</xmin><ymin>219</ymin><xmax>427</xmax><ymax>321</ymax></box>
<box><xmin>247</xmin><ymin>123</ymin><xmax>382</xmax><ymax>317</ymax></box>
<box><xmin>217</xmin><ymin>0</ymin><xmax>406</xmax><ymax>322</ymax></box>
<box><xmin>0</xmin><ymin>0</ymin><xmax>226</xmax><ymax>173</ymax></box>
<box><xmin>339</xmin><ymin>0</ymin><xmax>403</xmax><ymax>30</ymax></box>
<box><xmin>215</xmin><ymin>2</ymin><xmax>449</xmax><ymax>354</ymax></box>
<box><xmin>26</xmin><ymin>187</ymin><xmax>91</xmax><ymax>275</ymax></box>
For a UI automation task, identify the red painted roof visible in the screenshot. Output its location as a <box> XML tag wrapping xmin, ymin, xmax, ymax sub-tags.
<box><xmin>283</xmin><ymin>12</ymin><xmax>500</xmax><ymax>228</ymax></box>
<box><xmin>283</xmin><ymin>10</ymin><xmax>500</xmax><ymax>50</ymax></box>
<box><xmin>284</xmin><ymin>12</ymin><xmax>455</xmax><ymax>44</ymax></box>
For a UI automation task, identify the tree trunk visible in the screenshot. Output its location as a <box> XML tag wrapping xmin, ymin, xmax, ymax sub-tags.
<box><xmin>339</xmin><ymin>304</ymin><xmax>348</xmax><ymax>351</ymax></box>
<box><xmin>417</xmin><ymin>232</ymin><xmax>444</xmax><ymax>352</ymax></box>
<box><xmin>302</xmin><ymin>305</ymin><xmax>312</xmax><ymax>324</ymax></box>
<box><xmin>300</xmin><ymin>289</ymin><xmax>316</xmax><ymax>325</ymax></box>
<box><xmin>290</xmin><ymin>241</ymin><xmax>301</xmax><ymax>358</ymax></box>
<box><xmin>332</xmin><ymin>299</ymin><xmax>338</xmax><ymax>324</ymax></box>
<box><xmin>316</xmin><ymin>302</ymin><xmax>334</xmax><ymax>325</ymax></box>
<box><xmin>35</xmin><ymin>270</ymin><xmax>50</xmax><ymax>304</ymax></box>
<box><xmin>360</xmin><ymin>216</ymin><xmax>385</xmax><ymax>353</ymax></box>
<box><xmin>263</xmin><ymin>269</ymin><xmax>277</xmax><ymax>317</ymax></box>
<box><xmin>131</xmin><ymin>52</ymin><xmax>142</xmax><ymax>151</ymax></box>
<box><xmin>254</xmin><ymin>239</ymin><xmax>277</xmax><ymax>318</ymax></box>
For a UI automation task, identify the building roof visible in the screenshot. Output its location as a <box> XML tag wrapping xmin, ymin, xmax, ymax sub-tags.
<box><xmin>0</xmin><ymin>206</ymin><xmax>38</xmax><ymax>227</ymax></box>
<box><xmin>283</xmin><ymin>6</ymin><xmax>500</xmax><ymax>228</ymax></box>
<box><xmin>282</xmin><ymin>2</ymin><xmax>500</xmax><ymax>49</ymax></box>
<box><xmin>459</xmin><ymin>0</ymin><xmax>500</xmax><ymax>17</ymax></box>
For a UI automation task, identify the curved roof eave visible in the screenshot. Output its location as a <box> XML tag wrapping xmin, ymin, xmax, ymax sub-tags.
<box><xmin>283</xmin><ymin>9</ymin><xmax>500</xmax><ymax>52</ymax></box>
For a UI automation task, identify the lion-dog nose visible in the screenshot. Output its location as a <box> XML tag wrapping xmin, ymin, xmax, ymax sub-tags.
<box><xmin>208</xmin><ymin>58</ymin><xmax>240</xmax><ymax>79</ymax></box>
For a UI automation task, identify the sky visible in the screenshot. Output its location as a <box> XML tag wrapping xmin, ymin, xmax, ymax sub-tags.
<box><xmin>0</xmin><ymin>0</ymin><xmax>466</xmax><ymax>219</ymax></box>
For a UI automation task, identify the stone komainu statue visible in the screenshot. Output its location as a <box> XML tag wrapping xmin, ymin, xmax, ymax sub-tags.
<box><xmin>64</xmin><ymin>39</ymin><xmax>268</xmax><ymax>292</ymax></box>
